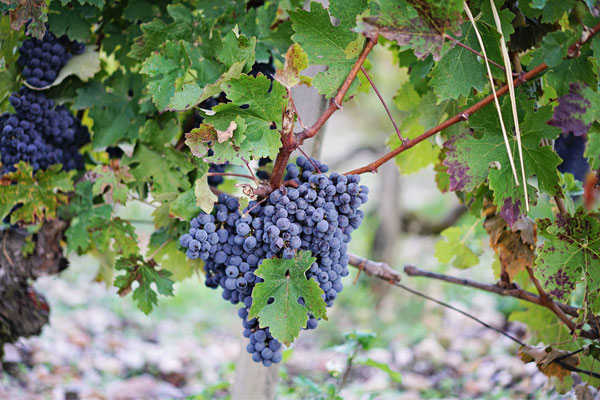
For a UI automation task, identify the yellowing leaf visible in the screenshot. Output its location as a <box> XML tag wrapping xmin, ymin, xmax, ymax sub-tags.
<box><xmin>0</xmin><ymin>162</ymin><xmax>72</xmax><ymax>224</ymax></box>
<box><xmin>275</xmin><ymin>43</ymin><xmax>309</xmax><ymax>88</ymax></box>
<box><xmin>519</xmin><ymin>345</ymin><xmax>579</xmax><ymax>382</ymax></box>
<box><xmin>194</xmin><ymin>178</ymin><xmax>217</xmax><ymax>213</ymax></box>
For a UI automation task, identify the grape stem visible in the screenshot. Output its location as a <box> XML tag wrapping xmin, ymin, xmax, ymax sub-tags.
<box><xmin>206</xmin><ymin>172</ymin><xmax>257</xmax><ymax>181</ymax></box>
<box><xmin>360</xmin><ymin>66</ymin><xmax>406</xmax><ymax>143</ymax></box>
<box><xmin>402</xmin><ymin>265</ymin><xmax>599</xmax><ymax>340</ymax></box>
<box><xmin>442</xmin><ymin>33</ymin><xmax>514</xmax><ymax>75</ymax></box>
<box><xmin>345</xmin><ymin>21</ymin><xmax>600</xmax><ymax>175</ymax></box>
<box><xmin>268</xmin><ymin>34</ymin><xmax>380</xmax><ymax>189</ymax></box>
<box><xmin>347</xmin><ymin>256</ymin><xmax>600</xmax><ymax>379</ymax></box>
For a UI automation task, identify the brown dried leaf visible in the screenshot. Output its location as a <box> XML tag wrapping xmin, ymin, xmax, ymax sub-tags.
<box><xmin>519</xmin><ymin>345</ymin><xmax>578</xmax><ymax>382</ymax></box>
<box><xmin>216</xmin><ymin>121</ymin><xmax>237</xmax><ymax>144</ymax></box>
<box><xmin>574</xmin><ymin>384</ymin><xmax>594</xmax><ymax>400</ymax></box>
<box><xmin>357</xmin><ymin>1</ymin><xmax>462</xmax><ymax>61</ymax></box>
<box><xmin>483</xmin><ymin>201</ymin><xmax>537</xmax><ymax>281</ymax></box>
<box><xmin>5</xmin><ymin>0</ymin><xmax>47</xmax><ymax>39</ymax></box>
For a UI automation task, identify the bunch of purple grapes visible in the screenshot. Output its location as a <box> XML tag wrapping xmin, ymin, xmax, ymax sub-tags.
<box><xmin>179</xmin><ymin>157</ymin><xmax>368</xmax><ymax>366</ymax></box>
<box><xmin>18</xmin><ymin>29</ymin><xmax>85</xmax><ymax>88</ymax></box>
<box><xmin>0</xmin><ymin>87</ymin><xmax>89</xmax><ymax>174</ymax></box>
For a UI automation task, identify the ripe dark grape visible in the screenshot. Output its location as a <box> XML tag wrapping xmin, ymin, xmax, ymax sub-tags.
<box><xmin>106</xmin><ymin>146</ymin><xmax>124</xmax><ymax>159</ymax></box>
<box><xmin>179</xmin><ymin>156</ymin><xmax>369</xmax><ymax>366</ymax></box>
<box><xmin>0</xmin><ymin>87</ymin><xmax>89</xmax><ymax>174</ymax></box>
<box><xmin>250</xmin><ymin>58</ymin><xmax>275</xmax><ymax>82</ymax></box>
<box><xmin>256</xmin><ymin>157</ymin><xmax>272</xmax><ymax>180</ymax></box>
<box><xmin>554</xmin><ymin>133</ymin><xmax>590</xmax><ymax>182</ymax></box>
<box><xmin>18</xmin><ymin>29</ymin><xmax>86</xmax><ymax>88</ymax></box>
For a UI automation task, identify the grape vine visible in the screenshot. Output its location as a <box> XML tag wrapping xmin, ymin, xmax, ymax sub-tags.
<box><xmin>1</xmin><ymin>0</ymin><xmax>600</xmax><ymax>394</ymax></box>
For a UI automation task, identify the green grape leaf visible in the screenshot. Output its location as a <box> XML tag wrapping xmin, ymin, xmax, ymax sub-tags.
<box><xmin>478</xmin><ymin>0</ymin><xmax>515</xmax><ymax>38</ymax></box>
<box><xmin>114</xmin><ymin>255</ymin><xmax>174</xmax><ymax>315</ymax></box>
<box><xmin>289</xmin><ymin>0</ymin><xmax>368</xmax><ymax>99</ymax></box>
<box><xmin>125</xmin><ymin>145</ymin><xmax>193</xmax><ymax>194</ymax></box>
<box><xmin>169</xmin><ymin>189</ymin><xmax>202</xmax><ymax>221</ymax></box>
<box><xmin>60</xmin><ymin>181</ymin><xmax>112</xmax><ymax>253</ymax></box>
<box><xmin>148</xmin><ymin>240</ymin><xmax>200</xmax><ymax>282</ymax></box>
<box><xmin>60</xmin><ymin>182</ymin><xmax>139</xmax><ymax>256</ymax></box>
<box><xmin>358</xmin><ymin>0</ymin><xmax>462</xmax><ymax>61</ymax></box>
<box><xmin>510</xmin><ymin>303</ymin><xmax>576</xmax><ymax>346</ymax></box>
<box><xmin>201</xmin><ymin>74</ymin><xmax>287</xmax><ymax>161</ymax></box>
<box><xmin>0</xmin><ymin>163</ymin><xmax>72</xmax><ymax>224</ymax></box>
<box><xmin>249</xmin><ymin>251</ymin><xmax>327</xmax><ymax>345</ymax></box>
<box><xmin>190</xmin><ymin>61</ymin><xmax>245</xmax><ymax>109</ymax></box>
<box><xmin>444</xmin><ymin>98</ymin><xmax>562</xmax><ymax>226</ymax></box>
<box><xmin>217</xmin><ymin>30</ymin><xmax>256</xmax><ymax>72</ymax></box>
<box><xmin>73</xmin><ymin>73</ymin><xmax>145</xmax><ymax>148</ymax></box>
<box><xmin>535</xmin><ymin>209</ymin><xmax>600</xmax><ymax>313</ymax></box>
<box><xmin>92</xmin><ymin>163</ymin><xmax>134</xmax><ymax>205</ymax></box>
<box><xmin>585</xmin><ymin>124</ymin><xmax>600</xmax><ymax>169</ymax></box>
<box><xmin>140</xmin><ymin>40</ymin><xmax>192</xmax><ymax>111</ymax></box>
<box><xmin>528</xmin><ymin>31</ymin><xmax>576</xmax><ymax>68</ymax></box>
<box><xmin>435</xmin><ymin>226</ymin><xmax>479</xmax><ymax>269</ymax></box>
<box><xmin>125</xmin><ymin>119</ymin><xmax>199</xmax><ymax>195</ymax></box>
<box><xmin>96</xmin><ymin>218</ymin><xmax>140</xmax><ymax>257</ymax></box>
<box><xmin>531</xmin><ymin>0</ymin><xmax>575</xmax><ymax>23</ymax></box>
<box><xmin>545</xmin><ymin>57</ymin><xmax>597</xmax><ymax>96</ymax></box>
<box><xmin>429</xmin><ymin>23</ymin><xmax>487</xmax><ymax>103</ymax></box>
<box><xmin>186</xmin><ymin>116</ymin><xmax>247</xmax><ymax>163</ymax></box>
<box><xmin>5</xmin><ymin>0</ymin><xmax>47</xmax><ymax>39</ymax></box>
<box><xmin>59</xmin><ymin>0</ymin><xmax>105</xmax><ymax>7</ymax></box>
<box><xmin>387</xmin><ymin>124</ymin><xmax>439</xmax><ymax>174</ymax></box>
<box><xmin>128</xmin><ymin>3</ymin><xmax>196</xmax><ymax>60</ymax></box>
<box><xmin>47</xmin><ymin>2</ymin><xmax>99</xmax><ymax>42</ymax></box>
<box><xmin>0</xmin><ymin>15</ymin><xmax>22</xmax><ymax>105</ymax></box>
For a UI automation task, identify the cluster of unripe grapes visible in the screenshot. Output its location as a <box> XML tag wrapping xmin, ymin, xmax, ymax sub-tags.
<box><xmin>179</xmin><ymin>157</ymin><xmax>368</xmax><ymax>366</ymax></box>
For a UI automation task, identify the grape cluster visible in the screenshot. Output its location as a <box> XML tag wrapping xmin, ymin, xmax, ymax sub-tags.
<box><xmin>0</xmin><ymin>87</ymin><xmax>90</xmax><ymax>174</ymax></box>
<box><xmin>179</xmin><ymin>193</ymin><xmax>282</xmax><ymax>366</ymax></box>
<box><xmin>179</xmin><ymin>157</ymin><xmax>368</xmax><ymax>366</ymax></box>
<box><xmin>18</xmin><ymin>30</ymin><xmax>85</xmax><ymax>88</ymax></box>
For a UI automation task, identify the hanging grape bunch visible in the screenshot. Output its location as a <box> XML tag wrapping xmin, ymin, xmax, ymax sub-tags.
<box><xmin>179</xmin><ymin>156</ymin><xmax>368</xmax><ymax>366</ymax></box>
<box><xmin>0</xmin><ymin>87</ymin><xmax>90</xmax><ymax>174</ymax></box>
<box><xmin>18</xmin><ymin>28</ymin><xmax>85</xmax><ymax>88</ymax></box>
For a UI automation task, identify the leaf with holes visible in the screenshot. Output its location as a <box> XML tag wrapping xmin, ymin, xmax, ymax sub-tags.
<box><xmin>203</xmin><ymin>74</ymin><xmax>286</xmax><ymax>161</ymax></box>
<box><xmin>249</xmin><ymin>251</ymin><xmax>327</xmax><ymax>345</ymax></box>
